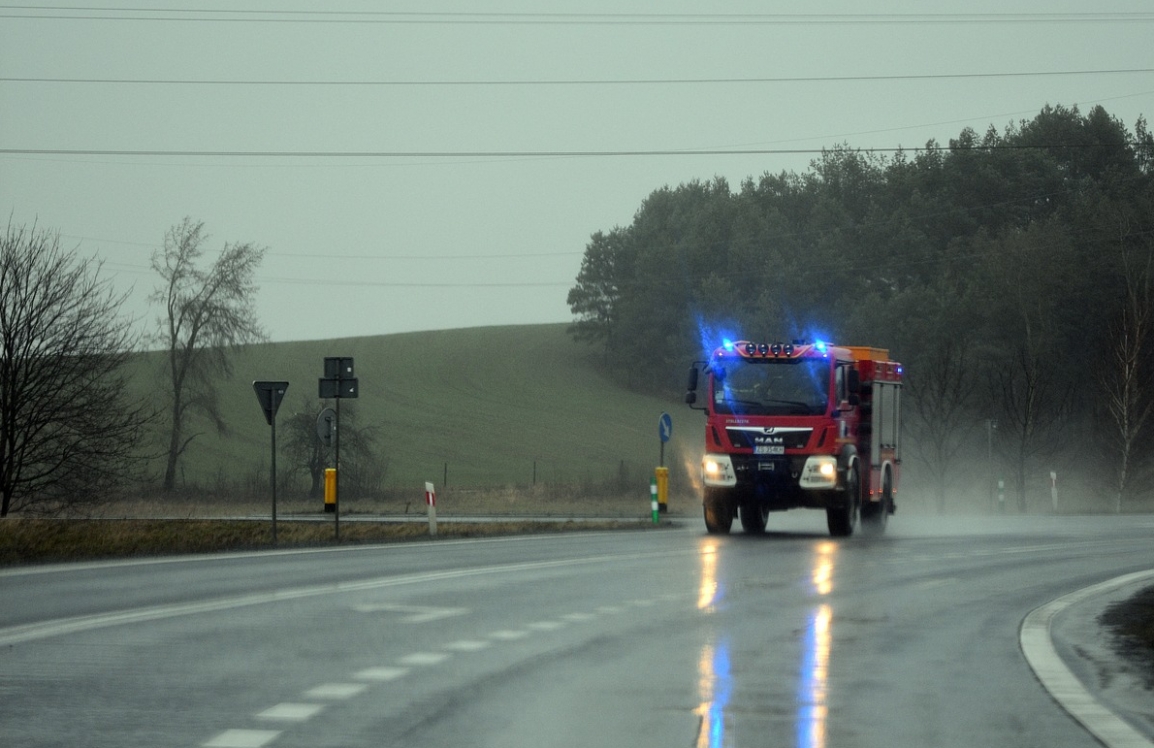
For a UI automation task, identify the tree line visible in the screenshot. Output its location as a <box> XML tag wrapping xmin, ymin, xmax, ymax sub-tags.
<box><xmin>567</xmin><ymin>104</ymin><xmax>1154</xmax><ymax>512</ymax></box>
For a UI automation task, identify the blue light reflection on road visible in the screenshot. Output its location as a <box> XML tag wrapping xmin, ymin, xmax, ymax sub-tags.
<box><xmin>694</xmin><ymin>541</ymin><xmax>732</xmax><ymax>747</ymax></box>
<box><xmin>798</xmin><ymin>541</ymin><xmax>837</xmax><ymax>748</ymax></box>
<box><xmin>695</xmin><ymin>640</ymin><xmax>733</xmax><ymax>748</ymax></box>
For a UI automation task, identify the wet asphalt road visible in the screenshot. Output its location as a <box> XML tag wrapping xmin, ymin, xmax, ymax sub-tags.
<box><xmin>2</xmin><ymin>512</ymin><xmax>1153</xmax><ymax>748</ymax></box>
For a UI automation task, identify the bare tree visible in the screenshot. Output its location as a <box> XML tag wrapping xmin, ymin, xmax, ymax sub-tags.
<box><xmin>989</xmin><ymin>338</ymin><xmax>1068</xmax><ymax>511</ymax></box>
<box><xmin>151</xmin><ymin>218</ymin><xmax>266</xmax><ymax>492</ymax></box>
<box><xmin>979</xmin><ymin>223</ymin><xmax>1075</xmax><ymax>512</ymax></box>
<box><xmin>1098</xmin><ymin>215</ymin><xmax>1154</xmax><ymax>511</ymax></box>
<box><xmin>907</xmin><ymin>335</ymin><xmax>979</xmax><ymax>513</ymax></box>
<box><xmin>891</xmin><ymin>280</ymin><xmax>982</xmax><ymax>513</ymax></box>
<box><xmin>282</xmin><ymin>398</ymin><xmax>384</xmax><ymax>500</ymax></box>
<box><xmin>282</xmin><ymin>399</ymin><xmax>328</xmax><ymax>499</ymax></box>
<box><xmin>0</xmin><ymin>221</ymin><xmax>148</xmax><ymax>516</ymax></box>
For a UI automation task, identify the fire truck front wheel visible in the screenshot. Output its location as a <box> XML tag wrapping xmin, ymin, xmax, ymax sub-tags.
<box><xmin>827</xmin><ymin>463</ymin><xmax>861</xmax><ymax>538</ymax></box>
<box><xmin>703</xmin><ymin>488</ymin><xmax>735</xmax><ymax>534</ymax></box>
<box><xmin>740</xmin><ymin>500</ymin><xmax>770</xmax><ymax>534</ymax></box>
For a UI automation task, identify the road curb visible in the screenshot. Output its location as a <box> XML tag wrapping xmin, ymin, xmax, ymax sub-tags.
<box><xmin>1020</xmin><ymin>570</ymin><xmax>1154</xmax><ymax>748</ymax></box>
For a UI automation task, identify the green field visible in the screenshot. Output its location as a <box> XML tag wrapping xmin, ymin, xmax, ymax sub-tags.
<box><xmin>132</xmin><ymin>324</ymin><xmax>700</xmax><ymax>508</ymax></box>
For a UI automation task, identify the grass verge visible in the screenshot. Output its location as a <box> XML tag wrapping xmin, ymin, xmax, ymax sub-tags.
<box><xmin>0</xmin><ymin>517</ymin><xmax>667</xmax><ymax>566</ymax></box>
<box><xmin>1100</xmin><ymin>585</ymin><xmax>1154</xmax><ymax>688</ymax></box>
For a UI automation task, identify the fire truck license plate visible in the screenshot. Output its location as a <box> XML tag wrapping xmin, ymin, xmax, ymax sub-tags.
<box><xmin>755</xmin><ymin>446</ymin><xmax>785</xmax><ymax>455</ymax></box>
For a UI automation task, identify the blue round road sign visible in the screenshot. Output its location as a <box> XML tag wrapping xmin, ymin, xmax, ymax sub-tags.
<box><xmin>659</xmin><ymin>412</ymin><xmax>673</xmax><ymax>443</ymax></box>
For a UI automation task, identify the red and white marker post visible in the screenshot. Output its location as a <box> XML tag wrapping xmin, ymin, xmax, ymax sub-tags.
<box><xmin>425</xmin><ymin>481</ymin><xmax>438</xmax><ymax>536</ymax></box>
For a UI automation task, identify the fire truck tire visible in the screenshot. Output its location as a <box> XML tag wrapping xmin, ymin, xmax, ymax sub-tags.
<box><xmin>827</xmin><ymin>463</ymin><xmax>860</xmax><ymax>537</ymax></box>
<box><xmin>703</xmin><ymin>488</ymin><xmax>734</xmax><ymax>534</ymax></box>
<box><xmin>740</xmin><ymin>501</ymin><xmax>769</xmax><ymax>534</ymax></box>
<box><xmin>861</xmin><ymin>469</ymin><xmax>891</xmax><ymax>535</ymax></box>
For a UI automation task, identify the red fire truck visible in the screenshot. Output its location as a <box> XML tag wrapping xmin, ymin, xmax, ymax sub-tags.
<box><xmin>685</xmin><ymin>340</ymin><xmax>902</xmax><ymax>537</ymax></box>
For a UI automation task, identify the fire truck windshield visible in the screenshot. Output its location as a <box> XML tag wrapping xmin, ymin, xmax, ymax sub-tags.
<box><xmin>711</xmin><ymin>358</ymin><xmax>830</xmax><ymax>416</ymax></box>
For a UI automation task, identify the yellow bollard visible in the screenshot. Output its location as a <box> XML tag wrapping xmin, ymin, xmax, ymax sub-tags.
<box><xmin>324</xmin><ymin>468</ymin><xmax>336</xmax><ymax>513</ymax></box>
<box><xmin>655</xmin><ymin>466</ymin><xmax>669</xmax><ymax>513</ymax></box>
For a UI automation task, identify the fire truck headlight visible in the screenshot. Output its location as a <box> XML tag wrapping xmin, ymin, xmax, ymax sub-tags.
<box><xmin>702</xmin><ymin>454</ymin><xmax>737</xmax><ymax>487</ymax></box>
<box><xmin>800</xmin><ymin>456</ymin><xmax>838</xmax><ymax>489</ymax></box>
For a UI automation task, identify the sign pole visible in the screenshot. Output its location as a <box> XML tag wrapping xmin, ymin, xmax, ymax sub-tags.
<box><xmin>271</xmin><ymin>408</ymin><xmax>278</xmax><ymax>544</ymax></box>
<box><xmin>658</xmin><ymin>412</ymin><xmax>673</xmax><ymax>467</ymax></box>
<box><xmin>252</xmin><ymin>381</ymin><xmax>289</xmax><ymax>546</ymax></box>
<box><xmin>319</xmin><ymin>357</ymin><xmax>356</xmax><ymax>542</ymax></box>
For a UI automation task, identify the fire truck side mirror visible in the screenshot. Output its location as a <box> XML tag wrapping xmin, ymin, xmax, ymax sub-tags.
<box><xmin>686</xmin><ymin>366</ymin><xmax>699</xmax><ymax>393</ymax></box>
<box><xmin>847</xmin><ymin>369</ymin><xmax>861</xmax><ymax>394</ymax></box>
<box><xmin>845</xmin><ymin>369</ymin><xmax>862</xmax><ymax>407</ymax></box>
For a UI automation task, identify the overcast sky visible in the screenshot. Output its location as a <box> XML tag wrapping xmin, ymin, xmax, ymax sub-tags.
<box><xmin>2</xmin><ymin>2</ymin><xmax>1152</xmax><ymax>343</ymax></box>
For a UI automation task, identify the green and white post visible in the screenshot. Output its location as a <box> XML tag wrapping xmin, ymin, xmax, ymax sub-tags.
<box><xmin>650</xmin><ymin>476</ymin><xmax>659</xmax><ymax>524</ymax></box>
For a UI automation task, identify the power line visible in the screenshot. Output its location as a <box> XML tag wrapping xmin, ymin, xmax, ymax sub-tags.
<box><xmin>3</xmin><ymin>8</ymin><xmax>1154</xmax><ymax>25</ymax></box>
<box><xmin>70</xmin><ymin>236</ymin><xmax>579</xmax><ymax>261</ymax></box>
<box><xmin>260</xmin><ymin>276</ymin><xmax>572</xmax><ymax>289</ymax></box>
<box><xmin>5</xmin><ymin>69</ymin><xmax>1152</xmax><ymax>87</ymax></box>
<box><xmin>0</xmin><ymin>144</ymin><xmax>1131</xmax><ymax>159</ymax></box>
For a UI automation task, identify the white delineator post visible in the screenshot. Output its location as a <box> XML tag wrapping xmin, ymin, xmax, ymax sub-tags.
<box><xmin>425</xmin><ymin>482</ymin><xmax>438</xmax><ymax>536</ymax></box>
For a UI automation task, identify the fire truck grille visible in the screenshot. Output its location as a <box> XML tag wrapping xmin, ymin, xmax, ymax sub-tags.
<box><xmin>726</xmin><ymin>428</ymin><xmax>812</xmax><ymax>451</ymax></box>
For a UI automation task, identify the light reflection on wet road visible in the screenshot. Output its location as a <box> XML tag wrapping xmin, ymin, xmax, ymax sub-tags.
<box><xmin>695</xmin><ymin>536</ymin><xmax>837</xmax><ymax>748</ymax></box>
<box><xmin>694</xmin><ymin>541</ymin><xmax>731</xmax><ymax>747</ymax></box>
<box><xmin>797</xmin><ymin>540</ymin><xmax>836</xmax><ymax>748</ymax></box>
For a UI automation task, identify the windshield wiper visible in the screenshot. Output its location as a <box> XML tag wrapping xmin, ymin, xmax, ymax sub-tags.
<box><xmin>761</xmin><ymin>398</ymin><xmax>812</xmax><ymax>410</ymax></box>
<box><xmin>723</xmin><ymin>398</ymin><xmax>819</xmax><ymax>415</ymax></box>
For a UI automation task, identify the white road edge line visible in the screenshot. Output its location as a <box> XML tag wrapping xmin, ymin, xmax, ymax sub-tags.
<box><xmin>1020</xmin><ymin>569</ymin><xmax>1154</xmax><ymax>748</ymax></box>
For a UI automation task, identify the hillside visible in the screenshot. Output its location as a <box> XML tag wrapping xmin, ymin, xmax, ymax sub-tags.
<box><xmin>133</xmin><ymin>324</ymin><xmax>698</xmax><ymax>504</ymax></box>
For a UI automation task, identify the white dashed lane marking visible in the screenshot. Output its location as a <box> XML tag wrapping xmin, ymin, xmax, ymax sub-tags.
<box><xmin>202</xmin><ymin>729</ymin><xmax>282</xmax><ymax>748</ymax></box>
<box><xmin>398</xmin><ymin>652</ymin><xmax>451</xmax><ymax>667</ymax></box>
<box><xmin>354</xmin><ymin>666</ymin><xmax>410</xmax><ymax>682</ymax></box>
<box><xmin>444</xmin><ymin>639</ymin><xmax>492</xmax><ymax>652</ymax></box>
<box><xmin>256</xmin><ymin>703</ymin><xmax>325</xmax><ymax>722</ymax></box>
<box><xmin>303</xmin><ymin>683</ymin><xmax>368</xmax><ymax>700</ymax></box>
<box><xmin>527</xmin><ymin>620</ymin><xmax>565</xmax><ymax>631</ymax></box>
<box><xmin>562</xmin><ymin>612</ymin><xmax>596</xmax><ymax>622</ymax></box>
<box><xmin>489</xmin><ymin>629</ymin><xmax>529</xmax><ymax>640</ymax></box>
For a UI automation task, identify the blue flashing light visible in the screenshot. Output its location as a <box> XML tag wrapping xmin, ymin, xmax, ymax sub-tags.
<box><xmin>722</xmin><ymin>339</ymin><xmax>735</xmax><ymax>351</ymax></box>
<box><xmin>813</xmin><ymin>340</ymin><xmax>828</xmax><ymax>354</ymax></box>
